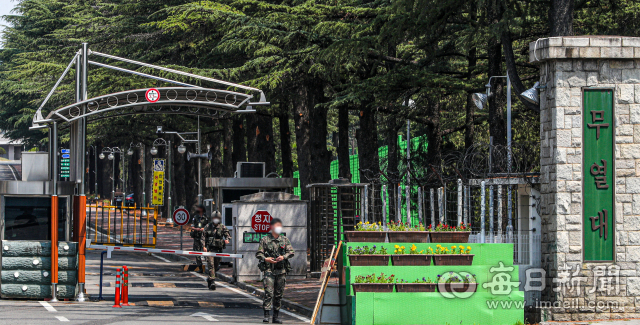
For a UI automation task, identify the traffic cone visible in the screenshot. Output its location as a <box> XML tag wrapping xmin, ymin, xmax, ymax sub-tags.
<box><xmin>122</xmin><ymin>266</ymin><xmax>130</xmax><ymax>306</ymax></box>
<box><xmin>113</xmin><ymin>268</ymin><xmax>122</xmax><ymax>308</ymax></box>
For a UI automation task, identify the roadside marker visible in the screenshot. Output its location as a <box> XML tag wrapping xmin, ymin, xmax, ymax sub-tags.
<box><xmin>122</xmin><ymin>266</ymin><xmax>130</xmax><ymax>306</ymax></box>
<box><xmin>113</xmin><ymin>268</ymin><xmax>122</xmax><ymax>308</ymax></box>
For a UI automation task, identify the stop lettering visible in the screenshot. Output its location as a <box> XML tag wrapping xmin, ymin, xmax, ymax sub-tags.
<box><xmin>251</xmin><ymin>210</ymin><xmax>272</xmax><ymax>233</ymax></box>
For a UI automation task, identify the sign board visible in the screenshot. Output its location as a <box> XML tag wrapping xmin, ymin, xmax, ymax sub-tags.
<box><xmin>172</xmin><ymin>207</ymin><xmax>190</xmax><ymax>226</ymax></box>
<box><xmin>145</xmin><ymin>88</ymin><xmax>160</xmax><ymax>103</ymax></box>
<box><xmin>251</xmin><ymin>210</ymin><xmax>272</xmax><ymax>233</ymax></box>
<box><xmin>60</xmin><ymin>148</ymin><xmax>70</xmax><ymax>179</ymax></box>
<box><xmin>152</xmin><ymin>158</ymin><xmax>165</xmax><ymax>206</ymax></box>
<box><xmin>583</xmin><ymin>89</ymin><xmax>614</xmax><ymax>262</ymax></box>
<box><xmin>243</xmin><ymin>231</ymin><xmax>285</xmax><ymax>243</ymax></box>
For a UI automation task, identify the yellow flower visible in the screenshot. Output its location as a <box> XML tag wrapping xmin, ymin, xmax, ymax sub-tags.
<box><xmin>411</xmin><ymin>244</ymin><xmax>417</xmax><ymax>250</ymax></box>
<box><xmin>395</xmin><ymin>245</ymin><xmax>400</xmax><ymax>249</ymax></box>
<box><xmin>419</xmin><ymin>250</ymin><xmax>424</xmax><ymax>254</ymax></box>
<box><xmin>452</xmin><ymin>245</ymin><xmax>457</xmax><ymax>250</ymax></box>
<box><xmin>467</xmin><ymin>246</ymin><xmax>472</xmax><ymax>250</ymax></box>
<box><xmin>436</xmin><ymin>244</ymin><xmax>441</xmax><ymax>248</ymax></box>
<box><xmin>401</xmin><ymin>246</ymin><xmax>405</xmax><ymax>250</ymax></box>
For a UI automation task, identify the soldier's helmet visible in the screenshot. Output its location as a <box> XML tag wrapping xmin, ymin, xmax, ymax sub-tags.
<box><xmin>212</xmin><ymin>211</ymin><xmax>222</xmax><ymax>219</ymax></box>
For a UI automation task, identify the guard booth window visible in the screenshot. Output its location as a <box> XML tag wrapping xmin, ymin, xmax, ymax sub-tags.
<box><xmin>4</xmin><ymin>197</ymin><xmax>66</xmax><ymax>241</ymax></box>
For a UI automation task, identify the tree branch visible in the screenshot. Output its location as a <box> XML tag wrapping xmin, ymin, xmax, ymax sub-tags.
<box><xmin>501</xmin><ymin>29</ymin><xmax>541</xmax><ymax>113</ymax></box>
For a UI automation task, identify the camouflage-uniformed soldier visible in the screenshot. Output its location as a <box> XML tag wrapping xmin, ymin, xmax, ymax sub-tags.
<box><xmin>204</xmin><ymin>211</ymin><xmax>230</xmax><ymax>290</ymax></box>
<box><xmin>190</xmin><ymin>204</ymin><xmax>208</xmax><ymax>267</ymax></box>
<box><xmin>256</xmin><ymin>218</ymin><xmax>294</xmax><ymax>324</ymax></box>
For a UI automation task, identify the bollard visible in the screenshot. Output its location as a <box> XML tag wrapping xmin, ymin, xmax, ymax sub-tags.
<box><xmin>122</xmin><ymin>266</ymin><xmax>130</xmax><ymax>306</ymax></box>
<box><xmin>113</xmin><ymin>268</ymin><xmax>122</xmax><ymax>308</ymax></box>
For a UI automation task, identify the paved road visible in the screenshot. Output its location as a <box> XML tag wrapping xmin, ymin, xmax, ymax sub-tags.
<box><xmin>0</xmin><ymin>249</ymin><xmax>310</xmax><ymax>324</ymax></box>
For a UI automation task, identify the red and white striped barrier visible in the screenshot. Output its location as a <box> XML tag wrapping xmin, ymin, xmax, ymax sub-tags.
<box><xmin>88</xmin><ymin>244</ymin><xmax>244</xmax><ymax>259</ymax></box>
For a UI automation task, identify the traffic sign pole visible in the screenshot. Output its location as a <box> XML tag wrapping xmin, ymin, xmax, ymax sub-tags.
<box><xmin>172</xmin><ymin>207</ymin><xmax>190</xmax><ymax>250</ymax></box>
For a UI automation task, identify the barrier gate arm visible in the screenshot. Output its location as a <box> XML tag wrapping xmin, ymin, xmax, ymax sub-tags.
<box><xmin>88</xmin><ymin>243</ymin><xmax>244</xmax><ymax>259</ymax></box>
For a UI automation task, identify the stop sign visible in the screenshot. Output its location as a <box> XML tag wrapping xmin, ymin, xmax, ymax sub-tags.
<box><xmin>251</xmin><ymin>210</ymin><xmax>272</xmax><ymax>233</ymax></box>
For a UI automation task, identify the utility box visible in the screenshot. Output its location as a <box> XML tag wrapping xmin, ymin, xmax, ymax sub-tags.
<box><xmin>21</xmin><ymin>152</ymin><xmax>49</xmax><ymax>181</ymax></box>
<box><xmin>232</xmin><ymin>192</ymin><xmax>307</xmax><ymax>282</ymax></box>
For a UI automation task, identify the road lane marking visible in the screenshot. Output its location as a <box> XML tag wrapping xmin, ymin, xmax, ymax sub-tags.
<box><xmin>191</xmin><ymin>312</ymin><xmax>219</xmax><ymax>321</ymax></box>
<box><xmin>151</xmin><ymin>253</ymin><xmax>172</xmax><ymax>263</ymax></box>
<box><xmin>190</xmin><ymin>272</ymin><xmax>311</xmax><ymax>323</ymax></box>
<box><xmin>55</xmin><ymin>316</ymin><xmax>69</xmax><ymax>322</ymax></box>
<box><xmin>39</xmin><ymin>301</ymin><xmax>57</xmax><ymax>312</ymax></box>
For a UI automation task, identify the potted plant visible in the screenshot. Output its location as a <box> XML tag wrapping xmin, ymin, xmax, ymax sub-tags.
<box><xmin>352</xmin><ymin>273</ymin><xmax>395</xmax><ymax>293</ymax></box>
<box><xmin>432</xmin><ymin>245</ymin><xmax>474</xmax><ymax>265</ymax></box>
<box><xmin>429</xmin><ymin>222</ymin><xmax>472</xmax><ymax>243</ymax></box>
<box><xmin>396</xmin><ymin>277</ymin><xmax>436</xmax><ymax>292</ymax></box>
<box><xmin>387</xmin><ymin>221</ymin><xmax>429</xmax><ymax>243</ymax></box>
<box><xmin>391</xmin><ymin>244</ymin><xmax>432</xmax><ymax>266</ymax></box>
<box><xmin>348</xmin><ymin>245</ymin><xmax>390</xmax><ymax>266</ymax></box>
<box><xmin>344</xmin><ymin>221</ymin><xmax>387</xmax><ymax>242</ymax></box>
<box><xmin>437</xmin><ymin>272</ymin><xmax>477</xmax><ymax>294</ymax></box>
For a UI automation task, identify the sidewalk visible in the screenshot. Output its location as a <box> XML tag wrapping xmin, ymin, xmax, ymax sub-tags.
<box><xmin>153</xmin><ymin>220</ymin><xmax>334</xmax><ymax>316</ymax></box>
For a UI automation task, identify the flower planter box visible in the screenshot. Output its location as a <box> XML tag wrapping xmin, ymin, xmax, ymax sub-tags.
<box><xmin>344</xmin><ymin>231</ymin><xmax>387</xmax><ymax>243</ymax></box>
<box><xmin>352</xmin><ymin>283</ymin><xmax>394</xmax><ymax>293</ymax></box>
<box><xmin>429</xmin><ymin>231</ymin><xmax>471</xmax><ymax>243</ymax></box>
<box><xmin>437</xmin><ymin>282</ymin><xmax>477</xmax><ymax>294</ymax></box>
<box><xmin>387</xmin><ymin>231</ymin><xmax>430</xmax><ymax>243</ymax></box>
<box><xmin>391</xmin><ymin>254</ymin><xmax>432</xmax><ymax>266</ymax></box>
<box><xmin>432</xmin><ymin>254</ymin><xmax>474</xmax><ymax>266</ymax></box>
<box><xmin>348</xmin><ymin>254</ymin><xmax>390</xmax><ymax>266</ymax></box>
<box><xmin>396</xmin><ymin>283</ymin><xmax>436</xmax><ymax>292</ymax></box>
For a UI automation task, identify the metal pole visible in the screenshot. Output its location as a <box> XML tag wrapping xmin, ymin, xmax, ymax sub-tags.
<box><xmin>506</xmin><ymin>75</ymin><xmax>514</xmax><ymax>238</ymax></box>
<box><xmin>437</xmin><ymin>187</ymin><xmax>443</xmax><ymax>224</ymax></box>
<box><xmin>498</xmin><ymin>185</ymin><xmax>503</xmax><ymax>242</ymax></box>
<box><xmin>417</xmin><ymin>187</ymin><xmax>423</xmax><ymax>225</ymax></box>
<box><xmin>94</xmin><ymin>147</ymin><xmax>98</xmax><ymax>195</ymax></box>
<box><xmin>112</xmin><ymin>157</ymin><xmax>115</xmax><ymax>203</ymax></box>
<box><xmin>52</xmin><ymin>122</ymin><xmax>58</xmax><ymax>195</ymax></box>
<box><xmin>381</xmin><ymin>185</ymin><xmax>387</xmax><ymax>228</ymax></box>
<box><xmin>363</xmin><ymin>185</ymin><xmax>368</xmax><ymax>223</ymax></box>
<box><xmin>76</xmin><ymin>42</ymin><xmax>89</xmax><ymax>302</ymax></box>
<box><xmin>489</xmin><ymin>185</ymin><xmax>494</xmax><ymax>243</ymax></box>
<box><xmin>463</xmin><ymin>185</ymin><xmax>468</xmax><ymax>224</ymax></box>
<box><xmin>141</xmin><ymin>144</ymin><xmax>147</xmax><ymax>217</ymax></box>
<box><xmin>168</xmin><ymin>140</ymin><xmax>172</xmax><ymax>214</ymax></box>
<box><xmin>430</xmin><ymin>188</ymin><xmax>435</xmax><ymax>227</ymax></box>
<box><xmin>480</xmin><ymin>181</ymin><xmax>486</xmax><ymax>243</ymax></box>
<box><xmin>99</xmin><ymin>250</ymin><xmax>106</xmax><ymax>300</ymax></box>
<box><xmin>197</xmin><ymin>117</ymin><xmax>202</xmax><ymax>205</ymax></box>
<box><xmin>457</xmin><ymin>179</ymin><xmax>462</xmax><ymax>225</ymax></box>
<box><xmin>180</xmin><ymin>225</ymin><xmax>183</xmax><ymax>250</ymax></box>
<box><xmin>406</xmin><ymin>120</ymin><xmax>411</xmax><ymax>226</ymax></box>
<box><xmin>79</xmin><ymin>42</ymin><xmax>88</xmax><ymax>192</ymax></box>
<box><xmin>397</xmin><ymin>185</ymin><xmax>402</xmax><ymax>223</ymax></box>
<box><xmin>122</xmin><ymin>151</ymin><xmax>125</xmax><ymax>206</ymax></box>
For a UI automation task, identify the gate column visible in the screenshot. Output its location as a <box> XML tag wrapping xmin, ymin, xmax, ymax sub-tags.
<box><xmin>531</xmin><ymin>36</ymin><xmax>640</xmax><ymax>321</ymax></box>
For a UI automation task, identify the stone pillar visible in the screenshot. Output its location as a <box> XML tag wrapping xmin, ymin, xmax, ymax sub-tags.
<box><xmin>531</xmin><ymin>36</ymin><xmax>640</xmax><ymax>321</ymax></box>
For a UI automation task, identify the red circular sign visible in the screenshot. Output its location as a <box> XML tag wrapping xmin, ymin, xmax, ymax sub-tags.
<box><xmin>251</xmin><ymin>210</ymin><xmax>272</xmax><ymax>233</ymax></box>
<box><xmin>145</xmin><ymin>88</ymin><xmax>161</xmax><ymax>103</ymax></box>
<box><xmin>172</xmin><ymin>208</ymin><xmax>190</xmax><ymax>226</ymax></box>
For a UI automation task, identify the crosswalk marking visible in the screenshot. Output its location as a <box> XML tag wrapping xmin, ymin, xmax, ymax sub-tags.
<box><xmin>39</xmin><ymin>301</ymin><xmax>56</xmax><ymax>312</ymax></box>
<box><xmin>55</xmin><ymin>316</ymin><xmax>69</xmax><ymax>322</ymax></box>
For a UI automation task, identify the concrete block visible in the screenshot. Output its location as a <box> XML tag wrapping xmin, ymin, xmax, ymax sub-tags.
<box><xmin>591</xmin><ymin>37</ymin><xmax>622</xmax><ymax>47</ymax></box>
<box><xmin>584</xmin><ymin>60</ymin><xmax>598</xmax><ymax>71</ymax></box>
<box><xmin>635</xmin><ymin>85</ymin><xmax>640</xmax><ymax>103</ymax></box>
<box><xmin>587</xmin><ymin>72</ymin><xmax>598</xmax><ymax>86</ymax></box>
<box><xmin>619</xmin><ymin>84</ymin><xmax>636</xmax><ymax>104</ymax></box>
<box><xmin>564</xmin><ymin>38</ymin><xmax>590</xmax><ymax>47</ymax></box>
<box><xmin>626</xmin><ymin>216</ymin><xmax>640</xmax><ymax>231</ymax></box>
<box><xmin>602</xmin><ymin>47</ymin><xmax>624</xmax><ymax>58</ymax></box>
<box><xmin>622</xmin><ymin>38</ymin><xmax>640</xmax><ymax>47</ymax></box>
<box><xmin>622</xmin><ymin>69</ymin><xmax>640</xmax><ymax>83</ymax></box>
<box><xmin>1</xmin><ymin>284</ymin><xmax>75</xmax><ymax>299</ymax></box>
<box><xmin>557</xmin><ymin>60</ymin><xmax>573</xmax><ymax>71</ymax></box>
<box><xmin>581</xmin><ymin>47</ymin><xmax>601</xmax><ymax>58</ymax></box>
<box><xmin>600</xmin><ymin>61</ymin><xmax>622</xmax><ymax>83</ymax></box>
<box><xmin>548</xmin><ymin>37</ymin><xmax>563</xmax><ymax>47</ymax></box>
<box><xmin>0</xmin><ymin>270</ymin><xmax>76</xmax><ymax>285</ymax></box>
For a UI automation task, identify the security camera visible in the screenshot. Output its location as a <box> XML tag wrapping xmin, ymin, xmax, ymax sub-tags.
<box><xmin>156</xmin><ymin>126</ymin><xmax>163</xmax><ymax>134</ymax></box>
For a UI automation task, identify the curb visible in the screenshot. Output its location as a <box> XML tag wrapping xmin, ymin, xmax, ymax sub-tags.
<box><xmin>215</xmin><ymin>271</ymin><xmax>314</xmax><ymax>318</ymax></box>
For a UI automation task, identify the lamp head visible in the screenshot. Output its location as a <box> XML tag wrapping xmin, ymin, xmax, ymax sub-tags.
<box><xmin>520</xmin><ymin>82</ymin><xmax>540</xmax><ymax>105</ymax></box>
<box><xmin>472</xmin><ymin>93</ymin><xmax>488</xmax><ymax>110</ymax></box>
<box><xmin>99</xmin><ymin>153</ymin><xmax>105</xmax><ymax>160</ymax></box>
<box><xmin>177</xmin><ymin>144</ymin><xmax>186</xmax><ymax>154</ymax></box>
<box><xmin>127</xmin><ymin>148</ymin><xmax>134</xmax><ymax>156</ymax></box>
<box><xmin>150</xmin><ymin>146</ymin><xmax>158</xmax><ymax>155</ymax></box>
<box><xmin>108</xmin><ymin>153</ymin><xmax>115</xmax><ymax>160</ymax></box>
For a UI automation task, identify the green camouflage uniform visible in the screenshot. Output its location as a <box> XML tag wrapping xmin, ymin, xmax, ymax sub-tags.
<box><xmin>190</xmin><ymin>213</ymin><xmax>209</xmax><ymax>266</ymax></box>
<box><xmin>255</xmin><ymin>233</ymin><xmax>294</xmax><ymax>311</ymax></box>
<box><xmin>204</xmin><ymin>222</ymin><xmax>231</xmax><ymax>284</ymax></box>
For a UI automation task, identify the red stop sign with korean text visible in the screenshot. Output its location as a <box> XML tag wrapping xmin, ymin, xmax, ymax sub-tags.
<box><xmin>251</xmin><ymin>210</ymin><xmax>272</xmax><ymax>233</ymax></box>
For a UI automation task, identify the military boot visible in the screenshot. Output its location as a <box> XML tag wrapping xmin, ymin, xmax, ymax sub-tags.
<box><xmin>263</xmin><ymin>310</ymin><xmax>270</xmax><ymax>323</ymax></box>
<box><xmin>207</xmin><ymin>278</ymin><xmax>216</xmax><ymax>290</ymax></box>
<box><xmin>272</xmin><ymin>310</ymin><xmax>282</xmax><ymax>324</ymax></box>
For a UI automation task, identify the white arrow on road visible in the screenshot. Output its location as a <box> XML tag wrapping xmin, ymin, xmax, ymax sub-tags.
<box><xmin>190</xmin><ymin>312</ymin><xmax>219</xmax><ymax>321</ymax></box>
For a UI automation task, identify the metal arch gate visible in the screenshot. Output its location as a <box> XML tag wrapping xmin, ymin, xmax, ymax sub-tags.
<box><xmin>28</xmin><ymin>43</ymin><xmax>269</xmax><ymax>301</ymax></box>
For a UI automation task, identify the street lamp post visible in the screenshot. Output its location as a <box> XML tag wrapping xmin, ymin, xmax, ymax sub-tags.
<box><xmin>472</xmin><ymin>75</ymin><xmax>514</xmax><ymax>241</ymax></box>
<box><xmin>128</xmin><ymin>142</ymin><xmax>147</xmax><ymax>216</ymax></box>
<box><xmin>100</xmin><ymin>147</ymin><xmax>123</xmax><ymax>205</ymax></box>
<box><xmin>87</xmin><ymin>145</ymin><xmax>98</xmax><ymax>197</ymax></box>
<box><xmin>151</xmin><ymin>138</ymin><xmax>172</xmax><ymax>224</ymax></box>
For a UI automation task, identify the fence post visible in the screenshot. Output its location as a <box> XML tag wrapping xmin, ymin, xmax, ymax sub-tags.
<box><xmin>381</xmin><ymin>185</ymin><xmax>387</xmax><ymax>228</ymax></box>
<box><xmin>430</xmin><ymin>188</ymin><xmax>435</xmax><ymax>227</ymax></box>
<box><xmin>437</xmin><ymin>187</ymin><xmax>443</xmax><ymax>224</ymax></box>
<box><xmin>363</xmin><ymin>185</ymin><xmax>368</xmax><ymax>224</ymax></box>
<box><xmin>480</xmin><ymin>181</ymin><xmax>486</xmax><ymax>243</ymax></box>
<box><xmin>406</xmin><ymin>183</ymin><xmax>411</xmax><ymax>227</ymax></box>
<box><xmin>507</xmin><ymin>185</ymin><xmax>514</xmax><ymax>243</ymax></box>
<box><xmin>397</xmin><ymin>185</ymin><xmax>402</xmax><ymax>223</ymax></box>
<box><xmin>463</xmin><ymin>185</ymin><xmax>469</xmax><ymax>224</ymax></box>
<box><xmin>498</xmin><ymin>185</ymin><xmax>503</xmax><ymax>241</ymax></box>
<box><xmin>457</xmin><ymin>179</ymin><xmax>462</xmax><ymax>225</ymax></box>
<box><xmin>417</xmin><ymin>187</ymin><xmax>423</xmax><ymax>225</ymax></box>
<box><xmin>489</xmin><ymin>185</ymin><xmax>494</xmax><ymax>243</ymax></box>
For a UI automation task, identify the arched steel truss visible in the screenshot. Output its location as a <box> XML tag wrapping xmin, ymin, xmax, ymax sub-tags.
<box><xmin>43</xmin><ymin>87</ymin><xmax>253</xmax><ymax>126</ymax></box>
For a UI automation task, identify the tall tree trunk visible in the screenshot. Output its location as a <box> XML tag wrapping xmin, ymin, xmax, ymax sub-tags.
<box><xmin>550</xmin><ymin>0</ymin><xmax>574</xmax><ymax>37</ymax></box>
<box><xmin>425</xmin><ymin>100</ymin><xmax>443</xmax><ymax>168</ymax></box>
<box><xmin>465</xmin><ymin>46</ymin><xmax>477</xmax><ymax>149</ymax></box>
<box><xmin>356</xmin><ymin>106</ymin><xmax>379</xmax><ymax>183</ymax></box>
<box><xmin>222</xmin><ymin>119</ymin><xmax>233</xmax><ymax>177</ymax></box>
<box><xmin>293</xmin><ymin>78</ymin><xmax>330</xmax><ymax>201</ymax></box>
<box><xmin>232</xmin><ymin>116</ymin><xmax>246</xmax><ymax>168</ymax></box>
<box><xmin>338</xmin><ymin>107</ymin><xmax>351</xmax><ymax>179</ymax></box>
<box><xmin>385</xmin><ymin>117</ymin><xmax>400</xmax><ymax>223</ymax></box>
<box><xmin>246</xmin><ymin>112</ymin><xmax>276</xmax><ymax>174</ymax></box>
<box><xmin>487</xmin><ymin>0</ymin><xmax>507</xmax><ymax>148</ymax></box>
<box><xmin>279</xmin><ymin>109</ymin><xmax>293</xmax><ymax>178</ymax></box>
<box><xmin>209</xmin><ymin>121</ymin><xmax>223</xmax><ymax>177</ymax></box>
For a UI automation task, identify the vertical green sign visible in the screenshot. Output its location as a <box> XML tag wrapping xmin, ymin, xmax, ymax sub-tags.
<box><xmin>583</xmin><ymin>89</ymin><xmax>614</xmax><ymax>262</ymax></box>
